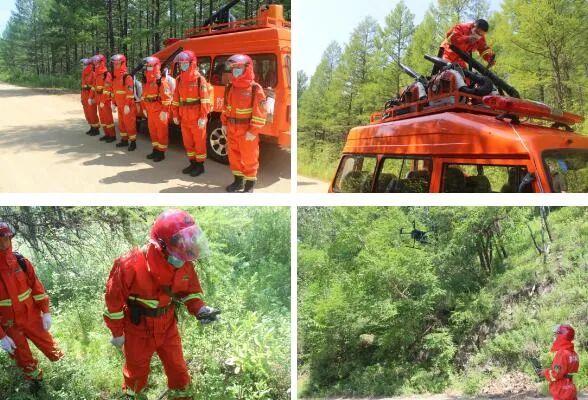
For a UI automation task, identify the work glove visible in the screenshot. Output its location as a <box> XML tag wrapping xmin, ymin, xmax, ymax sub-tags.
<box><xmin>173</xmin><ymin>117</ymin><xmax>180</xmax><ymax>125</ymax></box>
<box><xmin>143</xmin><ymin>110</ymin><xmax>148</xmax><ymax>118</ymax></box>
<box><xmin>0</xmin><ymin>335</ymin><xmax>16</xmax><ymax>355</ymax></box>
<box><xmin>88</xmin><ymin>98</ymin><xmax>94</xmax><ymax>106</ymax></box>
<box><xmin>160</xmin><ymin>111</ymin><xmax>168</xmax><ymax>122</ymax></box>
<box><xmin>123</xmin><ymin>105</ymin><xmax>130</xmax><ymax>115</ymax></box>
<box><xmin>99</xmin><ymin>102</ymin><xmax>104</xmax><ymax>109</ymax></box>
<box><xmin>245</xmin><ymin>132</ymin><xmax>257</xmax><ymax>142</ymax></box>
<box><xmin>42</xmin><ymin>313</ymin><xmax>52</xmax><ymax>331</ymax></box>
<box><xmin>198</xmin><ymin>118</ymin><xmax>207</xmax><ymax>129</ymax></box>
<box><xmin>196</xmin><ymin>306</ymin><xmax>221</xmax><ymax>325</ymax></box>
<box><xmin>112</xmin><ymin>104</ymin><xmax>117</xmax><ymax>113</ymax></box>
<box><xmin>110</xmin><ymin>336</ymin><xmax>125</xmax><ymax>348</ymax></box>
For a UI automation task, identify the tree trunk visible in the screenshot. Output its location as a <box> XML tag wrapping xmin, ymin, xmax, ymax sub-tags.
<box><xmin>107</xmin><ymin>0</ymin><xmax>115</xmax><ymax>56</ymax></box>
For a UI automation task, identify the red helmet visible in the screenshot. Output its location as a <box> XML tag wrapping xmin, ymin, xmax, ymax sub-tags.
<box><xmin>91</xmin><ymin>54</ymin><xmax>106</xmax><ymax>65</ymax></box>
<box><xmin>143</xmin><ymin>56</ymin><xmax>161</xmax><ymax>67</ymax></box>
<box><xmin>111</xmin><ymin>54</ymin><xmax>127</xmax><ymax>65</ymax></box>
<box><xmin>0</xmin><ymin>222</ymin><xmax>15</xmax><ymax>238</ymax></box>
<box><xmin>174</xmin><ymin>50</ymin><xmax>196</xmax><ymax>64</ymax></box>
<box><xmin>554</xmin><ymin>324</ymin><xmax>575</xmax><ymax>341</ymax></box>
<box><xmin>227</xmin><ymin>54</ymin><xmax>252</xmax><ymax>68</ymax></box>
<box><xmin>150</xmin><ymin>210</ymin><xmax>208</xmax><ymax>262</ymax></box>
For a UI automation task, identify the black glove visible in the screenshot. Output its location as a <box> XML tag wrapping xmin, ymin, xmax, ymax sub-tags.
<box><xmin>196</xmin><ymin>306</ymin><xmax>221</xmax><ymax>325</ymax></box>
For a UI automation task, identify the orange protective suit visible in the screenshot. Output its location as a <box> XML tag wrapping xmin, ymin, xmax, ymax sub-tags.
<box><xmin>0</xmin><ymin>247</ymin><xmax>62</xmax><ymax>380</ymax></box>
<box><xmin>112</xmin><ymin>55</ymin><xmax>138</xmax><ymax>144</ymax></box>
<box><xmin>81</xmin><ymin>62</ymin><xmax>100</xmax><ymax>132</ymax></box>
<box><xmin>91</xmin><ymin>55</ymin><xmax>116</xmax><ymax>139</ymax></box>
<box><xmin>172</xmin><ymin>58</ymin><xmax>211</xmax><ymax>164</ymax></box>
<box><xmin>221</xmin><ymin>59</ymin><xmax>267</xmax><ymax>182</ymax></box>
<box><xmin>441</xmin><ymin>22</ymin><xmax>495</xmax><ymax>68</ymax></box>
<box><xmin>103</xmin><ymin>244</ymin><xmax>207</xmax><ymax>399</ymax></box>
<box><xmin>543</xmin><ymin>334</ymin><xmax>579</xmax><ymax>400</ymax></box>
<box><xmin>142</xmin><ymin>58</ymin><xmax>172</xmax><ymax>155</ymax></box>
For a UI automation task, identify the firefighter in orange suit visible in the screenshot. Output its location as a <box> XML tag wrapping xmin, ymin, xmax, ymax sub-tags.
<box><xmin>538</xmin><ymin>324</ymin><xmax>580</xmax><ymax>400</ymax></box>
<box><xmin>91</xmin><ymin>54</ymin><xmax>117</xmax><ymax>143</ymax></box>
<box><xmin>111</xmin><ymin>54</ymin><xmax>138</xmax><ymax>152</ymax></box>
<box><xmin>80</xmin><ymin>58</ymin><xmax>100</xmax><ymax>136</ymax></box>
<box><xmin>0</xmin><ymin>222</ymin><xmax>63</xmax><ymax>385</ymax></box>
<box><xmin>141</xmin><ymin>56</ymin><xmax>173</xmax><ymax>162</ymax></box>
<box><xmin>172</xmin><ymin>50</ymin><xmax>212</xmax><ymax>177</ymax></box>
<box><xmin>440</xmin><ymin>19</ymin><xmax>496</xmax><ymax>68</ymax></box>
<box><xmin>103</xmin><ymin>209</ymin><xmax>220</xmax><ymax>400</ymax></box>
<box><xmin>221</xmin><ymin>54</ymin><xmax>267</xmax><ymax>193</ymax></box>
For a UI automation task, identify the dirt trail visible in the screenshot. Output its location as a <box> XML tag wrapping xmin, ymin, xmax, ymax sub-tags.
<box><xmin>0</xmin><ymin>82</ymin><xmax>290</xmax><ymax>193</ymax></box>
<box><xmin>297</xmin><ymin>175</ymin><xmax>329</xmax><ymax>193</ymax></box>
<box><xmin>305</xmin><ymin>395</ymin><xmax>588</xmax><ymax>400</ymax></box>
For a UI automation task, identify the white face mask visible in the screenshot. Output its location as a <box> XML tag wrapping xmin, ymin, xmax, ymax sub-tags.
<box><xmin>232</xmin><ymin>68</ymin><xmax>244</xmax><ymax>78</ymax></box>
<box><xmin>146</xmin><ymin>66</ymin><xmax>154</xmax><ymax>72</ymax></box>
<box><xmin>180</xmin><ymin>63</ymin><xmax>190</xmax><ymax>72</ymax></box>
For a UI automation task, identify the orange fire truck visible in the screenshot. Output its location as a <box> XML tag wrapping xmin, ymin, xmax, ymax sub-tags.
<box><xmin>146</xmin><ymin>1</ymin><xmax>291</xmax><ymax>163</ymax></box>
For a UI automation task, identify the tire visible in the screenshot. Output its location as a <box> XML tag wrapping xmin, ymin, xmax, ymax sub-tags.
<box><xmin>206</xmin><ymin>115</ymin><xmax>229</xmax><ymax>164</ymax></box>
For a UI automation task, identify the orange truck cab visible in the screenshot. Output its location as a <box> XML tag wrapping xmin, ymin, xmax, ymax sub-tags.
<box><xmin>330</xmin><ymin>74</ymin><xmax>588</xmax><ymax>193</ymax></box>
<box><xmin>149</xmin><ymin>2</ymin><xmax>291</xmax><ymax>163</ymax></box>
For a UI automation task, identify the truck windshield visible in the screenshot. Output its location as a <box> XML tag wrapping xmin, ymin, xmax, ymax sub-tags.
<box><xmin>543</xmin><ymin>150</ymin><xmax>588</xmax><ymax>193</ymax></box>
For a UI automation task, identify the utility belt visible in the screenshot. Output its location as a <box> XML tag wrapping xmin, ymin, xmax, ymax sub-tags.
<box><xmin>81</xmin><ymin>85</ymin><xmax>92</xmax><ymax>90</ymax></box>
<box><xmin>127</xmin><ymin>298</ymin><xmax>172</xmax><ymax>325</ymax></box>
<box><xmin>95</xmin><ymin>89</ymin><xmax>104</xmax><ymax>94</ymax></box>
<box><xmin>226</xmin><ymin>117</ymin><xmax>251</xmax><ymax>125</ymax></box>
<box><xmin>143</xmin><ymin>96</ymin><xmax>160</xmax><ymax>103</ymax></box>
<box><xmin>179</xmin><ymin>99</ymin><xmax>201</xmax><ymax>106</ymax></box>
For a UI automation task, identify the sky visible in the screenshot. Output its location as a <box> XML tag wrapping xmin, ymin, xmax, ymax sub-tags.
<box><xmin>0</xmin><ymin>0</ymin><xmax>15</xmax><ymax>34</ymax></box>
<box><xmin>294</xmin><ymin>0</ymin><xmax>502</xmax><ymax>76</ymax></box>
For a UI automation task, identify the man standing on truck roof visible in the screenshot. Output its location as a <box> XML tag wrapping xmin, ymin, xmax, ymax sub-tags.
<box><xmin>440</xmin><ymin>19</ymin><xmax>496</xmax><ymax>69</ymax></box>
<box><xmin>103</xmin><ymin>209</ymin><xmax>220</xmax><ymax>400</ymax></box>
<box><xmin>0</xmin><ymin>222</ymin><xmax>63</xmax><ymax>389</ymax></box>
<box><xmin>80</xmin><ymin>58</ymin><xmax>100</xmax><ymax>136</ymax></box>
<box><xmin>90</xmin><ymin>54</ymin><xmax>117</xmax><ymax>143</ymax></box>
<box><xmin>537</xmin><ymin>324</ymin><xmax>579</xmax><ymax>400</ymax></box>
<box><xmin>141</xmin><ymin>56</ymin><xmax>173</xmax><ymax>162</ymax></box>
<box><xmin>111</xmin><ymin>54</ymin><xmax>138</xmax><ymax>152</ymax></box>
<box><xmin>222</xmin><ymin>54</ymin><xmax>268</xmax><ymax>193</ymax></box>
<box><xmin>172</xmin><ymin>50</ymin><xmax>212</xmax><ymax>177</ymax></box>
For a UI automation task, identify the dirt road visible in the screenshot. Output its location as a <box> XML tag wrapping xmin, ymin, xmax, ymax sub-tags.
<box><xmin>0</xmin><ymin>82</ymin><xmax>290</xmax><ymax>193</ymax></box>
<box><xmin>297</xmin><ymin>175</ymin><xmax>329</xmax><ymax>193</ymax></box>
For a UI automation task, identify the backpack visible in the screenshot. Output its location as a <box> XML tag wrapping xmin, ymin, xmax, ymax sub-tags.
<box><xmin>13</xmin><ymin>252</ymin><xmax>27</xmax><ymax>272</ymax></box>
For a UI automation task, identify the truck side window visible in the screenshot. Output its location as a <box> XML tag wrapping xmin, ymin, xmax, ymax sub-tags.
<box><xmin>251</xmin><ymin>54</ymin><xmax>278</xmax><ymax>88</ymax></box>
<box><xmin>334</xmin><ymin>156</ymin><xmax>377</xmax><ymax>193</ymax></box>
<box><xmin>211</xmin><ymin>56</ymin><xmax>230</xmax><ymax>86</ymax></box>
<box><xmin>198</xmin><ymin>57</ymin><xmax>212</xmax><ymax>80</ymax></box>
<box><xmin>543</xmin><ymin>150</ymin><xmax>588</xmax><ymax>193</ymax></box>
<box><xmin>442</xmin><ymin>164</ymin><xmax>532</xmax><ymax>193</ymax></box>
<box><xmin>376</xmin><ymin>157</ymin><xmax>431</xmax><ymax>193</ymax></box>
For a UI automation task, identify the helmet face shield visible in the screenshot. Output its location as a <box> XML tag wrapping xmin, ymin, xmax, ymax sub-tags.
<box><xmin>167</xmin><ymin>224</ymin><xmax>209</xmax><ymax>262</ymax></box>
<box><xmin>143</xmin><ymin>56</ymin><xmax>160</xmax><ymax>67</ymax></box>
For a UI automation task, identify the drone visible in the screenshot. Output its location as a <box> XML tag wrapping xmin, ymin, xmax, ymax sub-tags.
<box><xmin>399</xmin><ymin>220</ymin><xmax>431</xmax><ymax>248</ymax></box>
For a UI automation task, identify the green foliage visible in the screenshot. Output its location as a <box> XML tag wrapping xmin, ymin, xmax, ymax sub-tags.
<box><xmin>298</xmin><ymin>0</ymin><xmax>588</xmax><ymax>180</ymax></box>
<box><xmin>299</xmin><ymin>207</ymin><xmax>588</xmax><ymax>397</ymax></box>
<box><xmin>0</xmin><ymin>207</ymin><xmax>290</xmax><ymax>400</ymax></box>
<box><xmin>0</xmin><ymin>0</ymin><xmax>291</xmax><ymax>88</ymax></box>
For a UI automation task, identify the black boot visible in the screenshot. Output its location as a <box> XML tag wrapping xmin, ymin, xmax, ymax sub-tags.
<box><xmin>84</xmin><ymin>127</ymin><xmax>92</xmax><ymax>135</ymax></box>
<box><xmin>226</xmin><ymin>176</ymin><xmax>245</xmax><ymax>192</ymax></box>
<box><xmin>99</xmin><ymin>135</ymin><xmax>108</xmax><ymax>141</ymax></box>
<box><xmin>105</xmin><ymin>136</ymin><xmax>116</xmax><ymax>143</ymax></box>
<box><xmin>182</xmin><ymin>160</ymin><xmax>197</xmax><ymax>174</ymax></box>
<box><xmin>190</xmin><ymin>162</ymin><xmax>205</xmax><ymax>177</ymax></box>
<box><xmin>243</xmin><ymin>179</ymin><xmax>256</xmax><ymax>193</ymax></box>
<box><xmin>146</xmin><ymin>148</ymin><xmax>157</xmax><ymax>159</ymax></box>
<box><xmin>116</xmin><ymin>140</ymin><xmax>129</xmax><ymax>148</ymax></box>
<box><xmin>153</xmin><ymin>150</ymin><xmax>165</xmax><ymax>162</ymax></box>
<box><xmin>88</xmin><ymin>127</ymin><xmax>100</xmax><ymax>136</ymax></box>
<box><xmin>128</xmin><ymin>141</ymin><xmax>137</xmax><ymax>152</ymax></box>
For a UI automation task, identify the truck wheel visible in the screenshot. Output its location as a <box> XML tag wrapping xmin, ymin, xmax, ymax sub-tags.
<box><xmin>206</xmin><ymin>116</ymin><xmax>229</xmax><ymax>164</ymax></box>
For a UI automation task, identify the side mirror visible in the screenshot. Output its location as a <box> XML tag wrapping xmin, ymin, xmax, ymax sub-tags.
<box><xmin>518</xmin><ymin>172</ymin><xmax>536</xmax><ymax>193</ymax></box>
